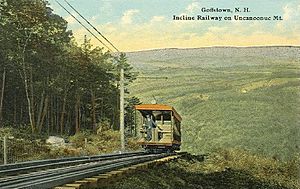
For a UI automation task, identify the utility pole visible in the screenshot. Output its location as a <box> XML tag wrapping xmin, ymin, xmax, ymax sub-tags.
<box><xmin>119</xmin><ymin>65</ymin><xmax>125</xmax><ymax>152</ymax></box>
<box><xmin>3</xmin><ymin>136</ymin><xmax>7</xmax><ymax>165</ymax></box>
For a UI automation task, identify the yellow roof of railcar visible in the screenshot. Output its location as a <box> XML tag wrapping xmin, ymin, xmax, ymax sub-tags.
<box><xmin>135</xmin><ymin>104</ymin><xmax>182</xmax><ymax>122</ymax></box>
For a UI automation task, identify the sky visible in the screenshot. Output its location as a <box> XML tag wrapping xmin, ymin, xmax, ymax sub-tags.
<box><xmin>47</xmin><ymin>0</ymin><xmax>300</xmax><ymax>52</ymax></box>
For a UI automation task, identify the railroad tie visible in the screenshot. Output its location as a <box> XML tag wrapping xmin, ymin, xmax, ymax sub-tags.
<box><xmin>131</xmin><ymin>163</ymin><xmax>148</xmax><ymax>170</ymax></box>
<box><xmin>93</xmin><ymin>174</ymin><xmax>115</xmax><ymax>186</ymax></box>
<box><xmin>130</xmin><ymin>164</ymin><xmax>140</xmax><ymax>169</ymax></box>
<box><xmin>63</xmin><ymin>178</ymin><xmax>97</xmax><ymax>189</ymax></box>
<box><xmin>94</xmin><ymin>174</ymin><xmax>111</xmax><ymax>179</ymax></box>
<box><xmin>65</xmin><ymin>183</ymin><xmax>83</xmax><ymax>189</ymax></box>
<box><xmin>108</xmin><ymin>170</ymin><xmax>123</xmax><ymax>177</ymax></box>
<box><xmin>159</xmin><ymin>155</ymin><xmax>178</xmax><ymax>163</ymax></box>
<box><xmin>118</xmin><ymin>167</ymin><xmax>135</xmax><ymax>174</ymax></box>
<box><xmin>74</xmin><ymin>180</ymin><xmax>92</xmax><ymax>188</ymax></box>
<box><xmin>75</xmin><ymin>180</ymin><xmax>90</xmax><ymax>185</ymax></box>
<box><xmin>84</xmin><ymin>177</ymin><xmax>99</xmax><ymax>188</ymax></box>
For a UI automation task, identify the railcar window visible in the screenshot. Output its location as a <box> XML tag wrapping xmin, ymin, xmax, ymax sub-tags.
<box><xmin>139</xmin><ymin>110</ymin><xmax>172</xmax><ymax>125</ymax></box>
<box><xmin>155</xmin><ymin>111</ymin><xmax>171</xmax><ymax>125</ymax></box>
<box><xmin>150</xmin><ymin>111</ymin><xmax>172</xmax><ymax>125</ymax></box>
<box><xmin>152</xmin><ymin>111</ymin><xmax>161</xmax><ymax>124</ymax></box>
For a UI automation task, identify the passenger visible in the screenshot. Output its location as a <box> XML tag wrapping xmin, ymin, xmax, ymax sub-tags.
<box><xmin>145</xmin><ymin>114</ymin><xmax>157</xmax><ymax>140</ymax></box>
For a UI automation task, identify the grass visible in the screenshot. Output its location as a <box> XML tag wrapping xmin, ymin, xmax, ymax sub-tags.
<box><xmin>107</xmin><ymin>149</ymin><xmax>300</xmax><ymax>189</ymax></box>
<box><xmin>0</xmin><ymin>127</ymin><xmax>140</xmax><ymax>163</ymax></box>
<box><xmin>127</xmin><ymin>47</ymin><xmax>300</xmax><ymax>160</ymax></box>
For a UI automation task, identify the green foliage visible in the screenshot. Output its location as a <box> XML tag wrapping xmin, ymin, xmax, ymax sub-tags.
<box><xmin>108</xmin><ymin>149</ymin><xmax>300</xmax><ymax>189</ymax></box>
<box><xmin>96</xmin><ymin>119</ymin><xmax>111</xmax><ymax>132</ymax></box>
<box><xmin>128</xmin><ymin>47</ymin><xmax>300</xmax><ymax>160</ymax></box>
<box><xmin>0</xmin><ymin>126</ymin><xmax>47</xmax><ymax>140</ymax></box>
<box><xmin>69</xmin><ymin>131</ymin><xmax>90</xmax><ymax>148</ymax></box>
<box><xmin>0</xmin><ymin>1</ymin><xmax>138</xmax><ymax>135</ymax></box>
<box><xmin>0</xmin><ymin>127</ymin><xmax>140</xmax><ymax>163</ymax></box>
<box><xmin>0</xmin><ymin>127</ymin><xmax>50</xmax><ymax>163</ymax></box>
<box><xmin>125</xmin><ymin>96</ymin><xmax>141</xmax><ymax>136</ymax></box>
<box><xmin>68</xmin><ymin>129</ymin><xmax>141</xmax><ymax>155</ymax></box>
<box><xmin>205</xmin><ymin>149</ymin><xmax>300</xmax><ymax>188</ymax></box>
<box><xmin>116</xmin><ymin>52</ymin><xmax>137</xmax><ymax>84</ymax></box>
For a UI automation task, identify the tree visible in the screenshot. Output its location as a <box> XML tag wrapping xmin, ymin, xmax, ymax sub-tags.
<box><xmin>0</xmin><ymin>0</ymin><xmax>138</xmax><ymax>137</ymax></box>
<box><xmin>125</xmin><ymin>96</ymin><xmax>141</xmax><ymax>136</ymax></box>
<box><xmin>0</xmin><ymin>0</ymin><xmax>71</xmax><ymax>133</ymax></box>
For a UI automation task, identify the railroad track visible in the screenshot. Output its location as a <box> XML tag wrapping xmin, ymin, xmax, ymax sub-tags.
<box><xmin>0</xmin><ymin>151</ymin><xmax>183</xmax><ymax>189</ymax></box>
<box><xmin>0</xmin><ymin>151</ymin><xmax>144</xmax><ymax>176</ymax></box>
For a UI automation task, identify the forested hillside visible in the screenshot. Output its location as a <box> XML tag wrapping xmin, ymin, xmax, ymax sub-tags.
<box><xmin>0</xmin><ymin>0</ymin><xmax>136</xmax><ymax>136</ymax></box>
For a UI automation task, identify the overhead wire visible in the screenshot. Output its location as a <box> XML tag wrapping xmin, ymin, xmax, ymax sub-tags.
<box><xmin>54</xmin><ymin>0</ymin><xmax>113</xmax><ymax>52</ymax></box>
<box><xmin>63</xmin><ymin>0</ymin><xmax>120</xmax><ymax>53</ymax></box>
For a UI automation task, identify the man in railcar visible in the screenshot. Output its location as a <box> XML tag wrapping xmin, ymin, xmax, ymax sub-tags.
<box><xmin>145</xmin><ymin>114</ymin><xmax>157</xmax><ymax>140</ymax></box>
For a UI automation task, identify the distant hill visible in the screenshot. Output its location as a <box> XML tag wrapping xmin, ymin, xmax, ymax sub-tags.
<box><xmin>127</xmin><ymin>46</ymin><xmax>300</xmax><ymax>70</ymax></box>
<box><xmin>127</xmin><ymin>46</ymin><xmax>300</xmax><ymax>160</ymax></box>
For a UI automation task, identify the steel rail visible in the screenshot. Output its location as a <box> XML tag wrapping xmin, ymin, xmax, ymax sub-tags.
<box><xmin>0</xmin><ymin>153</ymin><xmax>147</xmax><ymax>185</ymax></box>
<box><xmin>0</xmin><ymin>153</ymin><xmax>173</xmax><ymax>189</ymax></box>
<box><xmin>0</xmin><ymin>151</ymin><xmax>145</xmax><ymax>176</ymax></box>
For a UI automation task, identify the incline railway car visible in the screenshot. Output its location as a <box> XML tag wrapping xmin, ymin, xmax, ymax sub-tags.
<box><xmin>135</xmin><ymin>104</ymin><xmax>182</xmax><ymax>152</ymax></box>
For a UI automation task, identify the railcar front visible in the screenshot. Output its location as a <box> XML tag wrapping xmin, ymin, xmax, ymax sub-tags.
<box><xmin>135</xmin><ymin>104</ymin><xmax>182</xmax><ymax>152</ymax></box>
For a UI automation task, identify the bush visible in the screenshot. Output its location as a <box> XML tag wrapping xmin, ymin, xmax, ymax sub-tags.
<box><xmin>206</xmin><ymin>149</ymin><xmax>300</xmax><ymax>188</ymax></box>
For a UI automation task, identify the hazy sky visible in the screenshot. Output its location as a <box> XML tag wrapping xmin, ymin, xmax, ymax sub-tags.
<box><xmin>48</xmin><ymin>0</ymin><xmax>300</xmax><ymax>52</ymax></box>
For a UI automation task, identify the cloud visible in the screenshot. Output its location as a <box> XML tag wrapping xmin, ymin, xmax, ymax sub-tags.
<box><xmin>186</xmin><ymin>2</ymin><xmax>200</xmax><ymax>13</ymax></box>
<box><xmin>207</xmin><ymin>26</ymin><xmax>227</xmax><ymax>33</ymax></box>
<box><xmin>121</xmin><ymin>9</ymin><xmax>140</xmax><ymax>24</ymax></box>
<box><xmin>282</xmin><ymin>1</ymin><xmax>300</xmax><ymax>20</ymax></box>
<box><xmin>276</xmin><ymin>1</ymin><xmax>300</xmax><ymax>37</ymax></box>
<box><xmin>150</xmin><ymin>16</ymin><xmax>165</xmax><ymax>23</ymax></box>
<box><xmin>99</xmin><ymin>1</ymin><xmax>113</xmax><ymax>17</ymax></box>
<box><xmin>283</xmin><ymin>5</ymin><xmax>292</xmax><ymax>20</ymax></box>
<box><xmin>72</xmin><ymin>21</ymin><xmax>299</xmax><ymax>52</ymax></box>
<box><xmin>68</xmin><ymin>1</ymin><xmax>299</xmax><ymax>52</ymax></box>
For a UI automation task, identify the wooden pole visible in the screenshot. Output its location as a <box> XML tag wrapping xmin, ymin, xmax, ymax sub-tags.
<box><xmin>3</xmin><ymin>136</ymin><xmax>7</xmax><ymax>165</ymax></box>
<box><xmin>120</xmin><ymin>67</ymin><xmax>125</xmax><ymax>151</ymax></box>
